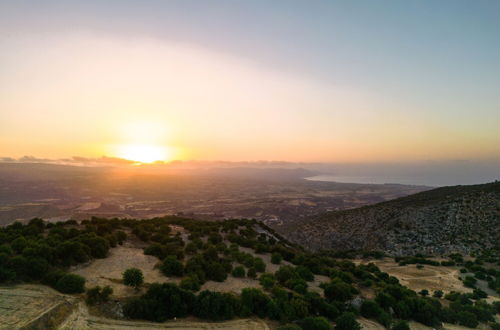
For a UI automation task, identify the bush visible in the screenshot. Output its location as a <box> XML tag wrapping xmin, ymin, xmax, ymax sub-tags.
<box><xmin>123</xmin><ymin>268</ymin><xmax>144</xmax><ymax>289</ymax></box>
<box><xmin>433</xmin><ymin>290</ymin><xmax>443</xmax><ymax>298</ymax></box>
<box><xmin>361</xmin><ymin>300</ymin><xmax>383</xmax><ymax>318</ymax></box>
<box><xmin>463</xmin><ymin>276</ymin><xmax>477</xmax><ymax>288</ymax></box>
<box><xmin>457</xmin><ymin>311</ymin><xmax>478</xmax><ymax>328</ymax></box>
<box><xmin>419</xmin><ymin>289</ymin><xmax>429</xmax><ymax>297</ymax></box>
<box><xmin>232</xmin><ymin>266</ymin><xmax>246</xmax><ymax>278</ymax></box>
<box><xmin>86</xmin><ymin>286</ymin><xmax>112</xmax><ymax>305</ymax></box>
<box><xmin>254</xmin><ymin>258</ymin><xmax>266</xmax><ymax>272</ymax></box>
<box><xmin>180</xmin><ymin>276</ymin><xmax>201</xmax><ymax>292</ymax></box>
<box><xmin>240</xmin><ymin>288</ymin><xmax>270</xmax><ymax>318</ymax></box>
<box><xmin>277</xmin><ymin>325</ymin><xmax>301</xmax><ymax>330</ymax></box>
<box><xmin>298</xmin><ymin>316</ymin><xmax>332</xmax><ymax>330</ymax></box>
<box><xmin>247</xmin><ymin>267</ymin><xmax>257</xmax><ymax>279</ymax></box>
<box><xmin>123</xmin><ymin>283</ymin><xmax>195</xmax><ymax>322</ymax></box>
<box><xmin>55</xmin><ymin>274</ymin><xmax>85</xmax><ymax>294</ymax></box>
<box><xmin>335</xmin><ymin>312</ymin><xmax>361</xmax><ymax>330</ymax></box>
<box><xmin>259</xmin><ymin>273</ymin><xmax>276</xmax><ymax>290</ymax></box>
<box><xmin>271</xmin><ymin>253</ymin><xmax>283</xmax><ymax>264</ymax></box>
<box><xmin>194</xmin><ymin>291</ymin><xmax>240</xmax><ymax>321</ymax></box>
<box><xmin>161</xmin><ymin>256</ymin><xmax>184</xmax><ymax>277</ymax></box>
<box><xmin>391</xmin><ymin>320</ymin><xmax>410</xmax><ymax>330</ymax></box>
<box><xmin>323</xmin><ymin>280</ymin><xmax>353</xmax><ymax>303</ymax></box>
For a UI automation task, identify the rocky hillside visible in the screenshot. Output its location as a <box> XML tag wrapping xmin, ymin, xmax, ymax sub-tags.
<box><xmin>281</xmin><ymin>181</ymin><xmax>499</xmax><ymax>256</ymax></box>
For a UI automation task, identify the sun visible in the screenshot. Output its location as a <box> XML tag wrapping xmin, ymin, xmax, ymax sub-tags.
<box><xmin>117</xmin><ymin>144</ymin><xmax>171</xmax><ymax>163</ymax></box>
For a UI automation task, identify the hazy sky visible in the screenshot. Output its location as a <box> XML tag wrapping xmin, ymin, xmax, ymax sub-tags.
<box><xmin>1</xmin><ymin>0</ymin><xmax>499</xmax><ymax>162</ymax></box>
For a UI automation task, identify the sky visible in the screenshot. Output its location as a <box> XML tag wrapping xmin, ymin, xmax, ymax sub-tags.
<box><xmin>1</xmin><ymin>0</ymin><xmax>499</xmax><ymax>163</ymax></box>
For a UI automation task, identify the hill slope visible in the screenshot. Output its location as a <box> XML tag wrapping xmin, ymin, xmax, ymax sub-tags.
<box><xmin>281</xmin><ymin>181</ymin><xmax>500</xmax><ymax>256</ymax></box>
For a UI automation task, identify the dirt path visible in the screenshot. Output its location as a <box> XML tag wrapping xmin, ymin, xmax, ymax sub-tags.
<box><xmin>60</xmin><ymin>301</ymin><xmax>269</xmax><ymax>330</ymax></box>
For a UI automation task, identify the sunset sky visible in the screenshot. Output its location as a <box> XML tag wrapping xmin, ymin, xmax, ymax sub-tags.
<box><xmin>1</xmin><ymin>1</ymin><xmax>499</xmax><ymax>163</ymax></box>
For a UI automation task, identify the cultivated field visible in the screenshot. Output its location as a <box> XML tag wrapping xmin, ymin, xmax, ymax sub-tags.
<box><xmin>0</xmin><ymin>284</ymin><xmax>75</xmax><ymax>329</ymax></box>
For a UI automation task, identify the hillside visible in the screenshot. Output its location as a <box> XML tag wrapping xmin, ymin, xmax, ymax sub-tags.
<box><xmin>281</xmin><ymin>181</ymin><xmax>500</xmax><ymax>256</ymax></box>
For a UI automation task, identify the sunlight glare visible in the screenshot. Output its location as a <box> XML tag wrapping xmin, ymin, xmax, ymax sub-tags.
<box><xmin>117</xmin><ymin>144</ymin><xmax>170</xmax><ymax>163</ymax></box>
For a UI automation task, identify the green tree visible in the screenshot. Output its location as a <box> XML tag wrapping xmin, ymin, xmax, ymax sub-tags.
<box><xmin>391</xmin><ymin>320</ymin><xmax>410</xmax><ymax>330</ymax></box>
<box><xmin>86</xmin><ymin>285</ymin><xmax>113</xmax><ymax>305</ymax></box>
<box><xmin>457</xmin><ymin>311</ymin><xmax>478</xmax><ymax>328</ymax></box>
<box><xmin>180</xmin><ymin>276</ymin><xmax>201</xmax><ymax>292</ymax></box>
<box><xmin>247</xmin><ymin>267</ymin><xmax>257</xmax><ymax>279</ymax></box>
<box><xmin>55</xmin><ymin>273</ymin><xmax>86</xmax><ymax>294</ymax></box>
<box><xmin>323</xmin><ymin>281</ymin><xmax>353</xmax><ymax>303</ymax></box>
<box><xmin>271</xmin><ymin>252</ymin><xmax>283</xmax><ymax>264</ymax></box>
<box><xmin>232</xmin><ymin>266</ymin><xmax>246</xmax><ymax>278</ymax></box>
<box><xmin>432</xmin><ymin>290</ymin><xmax>443</xmax><ymax>298</ymax></box>
<box><xmin>298</xmin><ymin>316</ymin><xmax>332</xmax><ymax>330</ymax></box>
<box><xmin>335</xmin><ymin>312</ymin><xmax>361</xmax><ymax>330</ymax></box>
<box><xmin>254</xmin><ymin>258</ymin><xmax>266</xmax><ymax>272</ymax></box>
<box><xmin>360</xmin><ymin>300</ymin><xmax>383</xmax><ymax>318</ymax></box>
<box><xmin>259</xmin><ymin>273</ymin><xmax>276</xmax><ymax>289</ymax></box>
<box><xmin>161</xmin><ymin>256</ymin><xmax>184</xmax><ymax>277</ymax></box>
<box><xmin>123</xmin><ymin>268</ymin><xmax>144</xmax><ymax>289</ymax></box>
<box><xmin>419</xmin><ymin>289</ymin><xmax>429</xmax><ymax>297</ymax></box>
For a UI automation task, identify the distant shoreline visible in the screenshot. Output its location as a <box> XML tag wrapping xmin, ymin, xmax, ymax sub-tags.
<box><xmin>305</xmin><ymin>175</ymin><xmax>437</xmax><ymax>187</ymax></box>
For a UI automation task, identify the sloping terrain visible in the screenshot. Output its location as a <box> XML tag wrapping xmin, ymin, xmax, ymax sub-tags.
<box><xmin>282</xmin><ymin>182</ymin><xmax>500</xmax><ymax>255</ymax></box>
<box><xmin>0</xmin><ymin>285</ymin><xmax>76</xmax><ymax>329</ymax></box>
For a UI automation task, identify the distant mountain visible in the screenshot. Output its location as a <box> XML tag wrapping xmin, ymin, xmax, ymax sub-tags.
<box><xmin>281</xmin><ymin>181</ymin><xmax>500</xmax><ymax>256</ymax></box>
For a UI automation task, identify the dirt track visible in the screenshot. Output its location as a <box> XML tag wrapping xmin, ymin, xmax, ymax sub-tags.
<box><xmin>0</xmin><ymin>285</ymin><xmax>75</xmax><ymax>329</ymax></box>
<box><xmin>356</xmin><ymin>258</ymin><xmax>471</xmax><ymax>294</ymax></box>
<box><xmin>60</xmin><ymin>301</ymin><xmax>269</xmax><ymax>330</ymax></box>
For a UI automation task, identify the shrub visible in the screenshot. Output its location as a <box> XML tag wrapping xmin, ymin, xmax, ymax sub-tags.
<box><xmin>259</xmin><ymin>273</ymin><xmax>276</xmax><ymax>290</ymax></box>
<box><xmin>123</xmin><ymin>283</ymin><xmax>195</xmax><ymax>322</ymax></box>
<box><xmin>335</xmin><ymin>312</ymin><xmax>361</xmax><ymax>330</ymax></box>
<box><xmin>361</xmin><ymin>300</ymin><xmax>383</xmax><ymax>318</ymax></box>
<box><xmin>86</xmin><ymin>286</ymin><xmax>112</xmax><ymax>305</ymax></box>
<box><xmin>277</xmin><ymin>325</ymin><xmax>301</xmax><ymax>330</ymax></box>
<box><xmin>194</xmin><ymin>290</ymin><xmax>240</xmax><ymax>321</ymax></box>
<box><xmin>433</xmin><ymin>290</ymin><xmax>443</xmax><ymax>298</ymax></box>
<box><xmin>55</xmin><ymin>273</ymin><xmax>85</xmax><ymax>294</ymax></box>
<box><xmin>457</xmin><ymin>311</ymin><xmax>478</xmax><ymax>328</ymax></box>
<box><xmin>323</xmin><ymin>281</ymin><xmax>353</xmax><ymax>303</ymax></box>
<box><xmin>419</xmin><ymin>289</ymin><xmax>429</xmax><ymax>297</ymax></box>
<box><xmin>180</xmin><ymin>276</ymin><xmax>201</xmax><ymax>292</ymax></box>
<box><xmin>391</xmin><ymin>320</ymin><xmax>410</xmax><ymax>330</ymax></box>
<box><xmin>254</xmin><ymin>258</ymin><xmax>266</xmax><ymax>272</ymax></box>
<box><xmin>298</xmin><ymin>316</ymin><xmax>332</xmax><ymax>330</ymax></box>
<box><xmin>247</xmin><ymin>267</ymin><xmax>257</xmax><ymax>279</ymax></box>
<box><xmin>161</xmin><ymin>256</ymin><xmax>184</xmax><ymax>277</ymax></box>
<box><xmin>206</xmin><ymin>262</ymin><xmax>228</xmax><ymax>282</ymax></box>
<box><xmin>463</xmin><ymin>276</ymin><xmax>477</xmax><ymax>288</ymax></box>
<box><xmin>232</xmin><ymin>266</ymin><xmax>246</xmax><ymax>278</ymax></box>
<box><xmin>123</xmin><ymin>268</ymin><xmax>144</xmax><ymax>289</ymax></box>
<box><xmin>271</xmin><ymin>253</ymin><xmax>283</xmax><ymax>264</ymax></box>
<box><xmin>240</xmin><ymin>288</ymin><xmax>270</xmax><ymax>318</ymax></box>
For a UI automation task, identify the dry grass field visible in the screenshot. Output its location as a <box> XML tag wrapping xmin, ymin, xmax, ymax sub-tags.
<box><xmin>0</xmin><ymin>284</ymin><xmax>75</xmax><ymax>329</ymax></box>
<box><xmin>71</xmin><ymin>235</ymin><xmax>331</xmax><ymax>298</ymax></box>
<box><xmin>356</xmin><ymin>258</ymin><xmax>471</xmax><ymax>294</ymax></box>
<box><xmin>70</xmin><ymin>240</ymin><xmax>176</xmax><ymax>297</ymax></box>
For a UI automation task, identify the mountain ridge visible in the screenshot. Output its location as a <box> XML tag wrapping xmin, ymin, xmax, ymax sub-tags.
<box><xmin>280</xmin><ymin>181</ymin><xmax>500</xmax><ymax>256</ymax></box>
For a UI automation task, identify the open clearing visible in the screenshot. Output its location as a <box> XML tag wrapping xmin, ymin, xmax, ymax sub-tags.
<box><xmin>71</xmin><ymin>241</ymin><xmax>175</xmax><ymax>297</ymax></box>
<box><xmin>72</xmin><ymin>237</ymin><xmax>331</xmax><ymax>297</ymax></box>
<box><xmin>356</xmin><ymin>258</ymin><xmax>471</xmax><ymax>294</ymax></box>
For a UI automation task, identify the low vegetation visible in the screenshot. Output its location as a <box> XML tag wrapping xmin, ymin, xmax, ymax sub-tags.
<box><xmin>1</xmin><ymin>216</ymin><xmax>499</xmax><ymax>329</ymax></box>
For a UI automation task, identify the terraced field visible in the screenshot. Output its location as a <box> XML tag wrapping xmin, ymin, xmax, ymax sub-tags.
<box><xmin>0</xmin><ymin>285</ymin><xmax>75</xmax><ymax>329</ymax></box>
